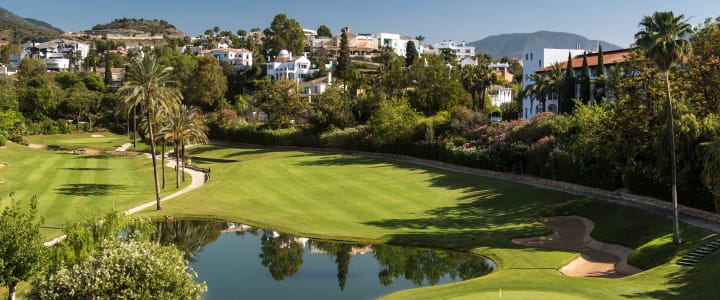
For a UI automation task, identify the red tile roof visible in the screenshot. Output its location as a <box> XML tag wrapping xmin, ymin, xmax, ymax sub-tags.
<box><xmin>537</xmin><ymin>48</ymin><xmax>632</xmax><ymax>73</ymax></box>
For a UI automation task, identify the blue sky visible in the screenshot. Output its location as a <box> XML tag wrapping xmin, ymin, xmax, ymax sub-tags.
<box><xmin>2</xmin><ymin>0</ymin><xmax>719</xmax><ymax>48</ymax></box>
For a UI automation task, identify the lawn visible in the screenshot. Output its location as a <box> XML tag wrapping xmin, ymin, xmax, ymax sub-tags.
<box><xmin>0</xmin><ymin>141</ymin><xmax>188</xmax><ymax>239</ymax></box>
<box><xmin>24</xmin><ymin>132</ymin><xmax>161</xmax><ymax>152</ymax></box>
<box><xmin>132</xmin><ymin>145</ymin><xmax>719</xmax><ymax>299</ymax></box>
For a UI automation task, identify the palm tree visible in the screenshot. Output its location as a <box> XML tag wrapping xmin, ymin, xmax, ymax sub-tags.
<box><xmin>634</xmin><ymin>11</ymin><xmax>692</xmax><ymax>244</ymax></box>
<box><xmin>120</xmin><ymin>55</ymin><xmax>182</xmax><ymax>210</ymax></box>
<box><xmin>547</xmin><ymin>63</ymin><xmax>565</xmax><ymax>112</ymax></box>
<box><xmin>161</xmin><ymin>105</ymin><xmax>208</xmax><ymax>188</ymax></box>
<box><xmin>461</xmin><ymin>64</ymin><xmax>496</xmax><ymax>111</ymax></box>
<box><xmin>415</xmin><ymin>35</ymin><xmax>425</xmax><ymax>48</ymax></box>
<box><xmin>522</xmin><ymin>73</ymin><xmax>551</xmax><ymax>116</ymax></box>
<box><xmin>140</xmin><ymin>102</ymin><xmax>178</xmax><ymax>189</ymax></box>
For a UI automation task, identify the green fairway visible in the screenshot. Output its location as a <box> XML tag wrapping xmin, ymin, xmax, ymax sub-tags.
<box><xmin>0</xmin><ymin>142</ymin><xmax>188</xmax><ymax>238</ymax></box>
<box><xmin>25</xmin><ymin>132</ymin><xmax>136</xmax><ymax>151</ymax></box>
<box><xmin>135</xmin><ymin>145</ymin><xmax>719</xmax><ymax>299</ymax></box>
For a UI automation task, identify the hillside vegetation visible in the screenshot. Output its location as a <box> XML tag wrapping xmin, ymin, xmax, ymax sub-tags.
<box><xmin>0</xmin><ymin>6</ymin><xmax>62</xmax><ymax>42</ymax></box>
<box><xmin>90</xmin><ymin>18</ymin><xmax>183</xmax><ymax>37</ymax></box>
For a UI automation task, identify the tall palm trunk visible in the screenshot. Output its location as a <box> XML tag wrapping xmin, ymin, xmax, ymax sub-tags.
<box><xmin>161</xmin><ymin>140</ymin><xmax>166</xmax><ymax>189</ymax></box>
<box><xmin>147</xmin><ymin>106</ymin><xmax>162</xmax><ymax>210</ymax></box>
<box><xmin>133</xmin><ymin>105</ymin><xmax>138</xmax><ymax>148</ymax></box>
<box><xmin>665</xmin><ymin>71</ymin><xmax>681</xmax><ymax>244</ymax></box>
<box><xmin>182</xmin><ymin>141</ymin><xmax>186</xmax><ymax>182</ymax></box>
<box><xmin>175</xmin><ymin>140</ymin><xmax>180</xmax><ymax>188</ymax></box>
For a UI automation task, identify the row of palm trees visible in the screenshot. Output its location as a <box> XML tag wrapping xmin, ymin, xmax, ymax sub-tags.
<box><xmin>120</xmin><ymin>55</ymin><xmax>208</xmax><ymax>210</ymax></box>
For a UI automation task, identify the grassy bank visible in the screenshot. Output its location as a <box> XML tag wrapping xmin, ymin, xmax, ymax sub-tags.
<box><xmin>0</xmin><ymin>141</ymin><xmax>187</xmax><ymax>239</ymax></box>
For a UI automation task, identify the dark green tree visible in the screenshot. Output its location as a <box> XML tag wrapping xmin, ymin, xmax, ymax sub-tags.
<box><xmin>561</xmin><ymin>52</ymin><xmax>576</xmax><ymax>114</ymax></box>
<box><xmin>405</xmin><ymin>41</ymin><xmax>419</xmax><ymax>68</ymax></box>
<box><xmin>262</xmin><ymin>14</ymin><xmax>305</xmax><ymax>57</ymax></box>
<box><xmin>0</xmin><ymin>195</ymin><xmax>45</xmax><ymax>300</ymax></box>
<box><xmin>316</xmin><ymin>25</ymin><xmax>332</xmax><ymax>38</ymax></box>
<box><xmin>409</xmin><ymin>55</ymin><xmax>470</xmax><ymax>115</ymax></box>
<box><xmin>594</xmin><ymin>45</ymin><xmax>606</xmax><ymax>102</ymax></box>
<box><xmin>580</xmin><ymin>52</ymin><xmax>591</xmax><ymax>104</ymax></box>
<box><xmin>104</xmin><ymin>57</ymin><xmax>113</xmax><ymax>86</ymax></box>
<box><xmin>634</xmin><ymin>11</ymin><xmax>692</xmax><ymax>244</ymax></box>
<box><xmin>183</xmin><ymin>56</ymin><xmax>228</xmax><ymax>111</ymax></box>
<box><xmin>336</xmin><ymin>27</ymin><xmax>351</xmax><ymax>81</ymax></box>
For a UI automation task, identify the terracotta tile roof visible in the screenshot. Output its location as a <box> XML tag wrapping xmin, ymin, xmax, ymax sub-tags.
<box><xmin>305</xmin><ymin>76</ymin><xmax>330</xmax><ymax>84</ymax></box>
<box><xmin>536</xmin><ymin>48</ymin><xmax>632</xmax><ymax>73</ymax></box>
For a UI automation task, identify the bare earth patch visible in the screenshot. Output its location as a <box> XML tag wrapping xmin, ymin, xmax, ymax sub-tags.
<box><xmin>28</xmin><ymin>144</ymin><xmax>46</xmax><ymax>149</ymax></box>
<box><xmin>512</xmin><ymin>216</ymin><xmax>642</xmax><ymax>278</ymax></box>
<box><xmin>91</xmin><ymin>134</ymin><xmax>105</xmax><ymax>137</ymax></box>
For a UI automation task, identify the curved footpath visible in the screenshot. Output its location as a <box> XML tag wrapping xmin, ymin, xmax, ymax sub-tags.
<box><xmin>44</xmin><ymin>143</ymin><xmax>207</xmax><ymax>246</ymax></box>
<box><xmin>513</xmin><ymin>216</ymin><xmax>643</xmax><ymax>278</ymax></box>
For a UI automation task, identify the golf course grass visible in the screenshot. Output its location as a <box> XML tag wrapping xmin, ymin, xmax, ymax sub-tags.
<box><xmin>25</xmin><ymin>132</ymin><xmax>139</xmax><ymax>151</ymax></box>
<box><xmin>0</xmin><ymin>140</ymin><xmax>188</xmax><ymax>239</ymax></box>
<box><xmin>133</xmin><ymin>145</ymin><xmax>719</xmax><ymax>299</ymax></box>
<box><xmin>2</xmin><ymin>138</ymin><xmax>719</xmax><ymax>299</ymax></box>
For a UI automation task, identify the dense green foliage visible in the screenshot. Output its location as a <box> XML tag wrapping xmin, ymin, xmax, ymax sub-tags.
<box><xmin>0</xmin><ymin>195</ymin><xmax>45</xmax><ymax>300</ymax></box>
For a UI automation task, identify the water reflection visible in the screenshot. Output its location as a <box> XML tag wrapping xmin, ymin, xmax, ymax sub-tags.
<box><xmin>154</xmin><ymin>220</ymin><xmax>495</xmax><ymax>299</ymax></box>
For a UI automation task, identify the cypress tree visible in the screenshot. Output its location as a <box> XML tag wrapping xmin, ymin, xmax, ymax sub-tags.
<box><xmin>336</xmin><ymin>27</ymin><xmax>351</xmax><ymax>81</ymax></box>
<box><xmin>580</xmin><ymin>52</ymin><xmax>591</xmax><ymax>104</ymax></box>
<box><xmin>405</xmin><ymin>41</ymin><xmax>419</xmax><ymax>67</ymax></box>
<box><xmin>594</xmin><ymin>45</ymin><xmax>606</xmax><ymax>102</ymax></box>
<box><xmin>104</xmin><ymin>58</ymin><xmax>113</xmax><ymax>86</ymax></box>
<box><xmin>561</xmin><ymin>52</ymin><xmax>575</xmax><ymax>114</ymax></box>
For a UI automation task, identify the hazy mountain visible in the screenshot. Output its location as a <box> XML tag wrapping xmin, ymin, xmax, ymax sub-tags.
<box><xmin>468</xmin><ymin>31</ymin><xmax>623</xmax><ymax>59</ymax></box>
<box><xmin>0</xmin><ymin>6</ymin><xmax>63</xmax><ymax>42</ymax></box>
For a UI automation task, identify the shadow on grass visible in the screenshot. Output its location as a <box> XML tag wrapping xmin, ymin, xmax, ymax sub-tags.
<box><xmin>61</xmin><ymin>167</ymin><xmax>111</xmax><ymax>171</ymax></box>
<box><xmin>191</xmin><ymin>156</ymin><xmax>241</xmax><ymax>164</ymax></box>
<box><xmin>623</xmin><ymin>253</ymin><xmax>720</xmax><ymax>299</ymax></box>
<box><xmin>55</xmin><ymin>183</ymin><xmax>127</xmax><ymax>196</ymax></box>
<box><xmin>293</xmin><ymin>154</ymin><xmax>381</xmax><ymax>167</ymax></box>
<box><xmin>71</xmin><ymin>155</ymin><xmax>111</xmax><ymax>160</ymax></box>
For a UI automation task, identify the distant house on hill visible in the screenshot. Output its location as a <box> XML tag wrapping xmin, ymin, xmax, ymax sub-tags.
<box><xmin>10</xmin><ymin>39</ymin><xmax>90</xmax><ymax>72</ymax></box>
<box><xmin>203</xmin><ymin>48</ymin><xmax>253</xmax><ymax>71</ymax></box>
<box><xmin>302</xmin><ymin>73</ymin><xmax>332</xmax><ymax>102</ymax></box>
<box><xmin>96</xmin><ymin>67</ymin><xmax>126</xmax><ymax>88</ymax></box>
<box><xmin>266</xmin><ymin>50</ymin><xmax>316</xmax><ymax>81</ymax></box>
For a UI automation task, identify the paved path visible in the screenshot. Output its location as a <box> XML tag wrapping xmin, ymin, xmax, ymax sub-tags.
<box><xmin>44</xmin><ymin>144</ymin><xmax>207</xmax><ymax>246</ymax></box>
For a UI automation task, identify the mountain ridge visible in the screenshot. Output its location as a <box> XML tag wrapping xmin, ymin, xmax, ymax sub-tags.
<box><xmin>468</xmin><ymin>31</ymin><xmax>623</xmax><ymax>59</ymax></box>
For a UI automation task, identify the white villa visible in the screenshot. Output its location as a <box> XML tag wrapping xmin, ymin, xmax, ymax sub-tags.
<box><xmin>266</xmin><ymin>50</ymin><xmax>315</xmax><ymax>81</ymax></box>
<box><xmin>206</xmin><ymin>48</ymin><xmax>253</xmax><ymax>71</ymax></box>
<box><xmin>10</xmin><ymin>39</ymin><xmax>90</xmax><ymax>71</ymax></box>
<box><xmin>521</xmin><ymin>48</ymin><xmax>586</xmax><ymax>119</ymax></box>
<box><xmin>302</xmin><ymin>73</ymin><xmax>333</xmax><ymax>102</ymax></box>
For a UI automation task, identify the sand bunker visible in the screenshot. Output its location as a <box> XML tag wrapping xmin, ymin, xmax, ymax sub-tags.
<box><xmin>0</xmin><ymin>163</ymin><xmax>7</xmax><ymax>168</ymax></box>
<box><xmin>91</xmin><ymin>134</ymin><xmax>105</xmax><ymax>137</ymax></box>
<box><xmin>512</xmin><ymin>216</ymin><xmax>642</xmax><ymax>278</ymax></box>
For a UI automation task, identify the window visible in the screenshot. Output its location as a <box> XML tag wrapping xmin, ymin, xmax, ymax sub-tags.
<box><xmin>525</xmin><ymin>53</ymin><xmax>528</xmax><ymax>60</ymax></box>
<box><xmin>539</xmin><ymin>60</ymin><xmax>542</xmax><ymax>68</ymax></box>
<box><xmin>530</xmin><ymin>53</ymin><xmax>533</xmax><ymax>60</ymax></box>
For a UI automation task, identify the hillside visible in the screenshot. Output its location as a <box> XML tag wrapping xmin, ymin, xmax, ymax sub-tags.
<box><xmin>0</xmin><ymin>6</ymin><xmax>62</xmax><ymax>43</ymax></box>
<box><xmin>88</xmin><ymin>18</ymin><xmax>184</xmax><ymax>38</ymax></box>
<box><xmin>468</xmin><ymin>31</ymin><xmax>623</xmax><ymax>59</ymax></box>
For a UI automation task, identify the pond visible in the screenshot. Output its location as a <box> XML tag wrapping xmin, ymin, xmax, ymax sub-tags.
<box><xmin>154</xmin><ymin>220</ymin><xmax>496</xmax><ymax>300</ymax></box>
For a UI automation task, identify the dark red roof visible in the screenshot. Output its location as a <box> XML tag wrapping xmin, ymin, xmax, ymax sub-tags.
<box><xmin>537</xmin><ymin>48</ymin><xmax>631</xmax><ymax>73</ymax></box>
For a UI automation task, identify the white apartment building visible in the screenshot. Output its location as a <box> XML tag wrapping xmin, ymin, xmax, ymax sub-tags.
<box><xmin>375</xmin><ymin>33</ymin><xmax>421</xmax><ymax>57</ymax></box>
<box><xmin>490</xmin><ymin>87</ymin><xmax>514</xmax><ymax>107</ymax></box>
<box><xmin>302</xmin><ymin>73</ymin><xmax>332</xmax><ymax>102</ymax></box>
<box><xmin>266</xmin><ymin>50</ymin><xmax>315</xmax><ymax>81</ymax></box>
<box><xmin>521</xmin><ymin>48</ymin><xmax>586</xmax><ymax>119</ymax></box>
<box><xmin>430</xmin><ymin>40</ymin><xmax>476</xmax><ymax>59</ymax></box>
<box><xmin>10</xmin><ymin>39</ymin><xmax>90</xmax><ymax>71</ymax></box>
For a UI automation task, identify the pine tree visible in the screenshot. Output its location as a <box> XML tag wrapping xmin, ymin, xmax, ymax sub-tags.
<box><xmin>336</xmin><ymin>27</ymin><xmax>351</xmax><ymax>81</ymax></box>
<box><xmin>580</xmin><ymin>52</ymin><xmax>591</xmax><ymax>104</ymax></box>
<box><xmin>561</xmin><ymin>52</ymin><xmax>575</xmax><ymax>114</ymax></box>
<box><xmin>594</xmin><ymin>45</ymin><xmax>606</xmax><ymax>102</ymax></box>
